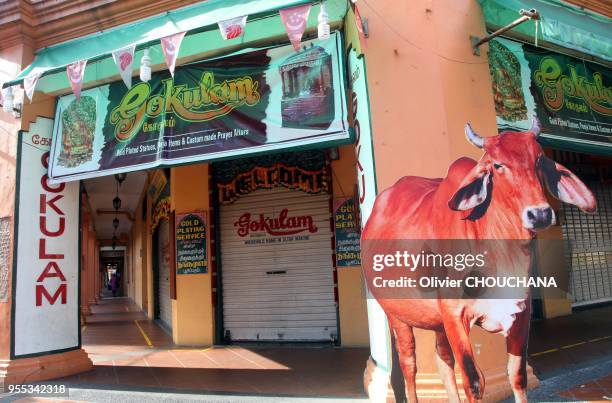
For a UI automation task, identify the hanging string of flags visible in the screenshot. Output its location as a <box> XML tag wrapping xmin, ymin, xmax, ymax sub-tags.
<box><xmin>8</xmin><ymin>1</ymin><xmax>363</xmax><ymax>104</ymax></box>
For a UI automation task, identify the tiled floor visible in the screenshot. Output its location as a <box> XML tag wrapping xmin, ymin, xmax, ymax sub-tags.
<box><xmin>59</xmin><ymin>297</ymin><xmax>369</xmax><ymax>398</ymax></box>
<box><xmin>528</xmin><ymin>305</ymin><xmax>612</xmax><ymax>379</ymax></box>
<box><xmin>558</xmin><ymin>373</ymin><xmax>612</xmax><ymax>401</ymax></box>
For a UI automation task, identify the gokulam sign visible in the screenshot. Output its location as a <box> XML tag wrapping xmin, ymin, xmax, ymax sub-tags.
<box><xmin>489</xmin><ymin>38</ymin><xmax>611</xmax><ymax>151</ymax></box>
<box><xmin>235</xmin><ymin>208</ymin><xmax>318</xmax><ymax>245</ymax></box>
<box><xmin>12</xmin><ymin>117</ymin><xmax>80</xmax><ymax>358</ymax></box>
<box><xmin>48</xmin><ymin>32</ymin><xmax>349</xmax><ymax>183</ymax></box>
<box><xmin>175</xmin><ymin>212</ymin><xmax>207</xmax><ymax>275</ymax></box>
<box><xmin>333</xmin><ymin>198</ymin><xmax>361</xmax><ymax>267</ymax></box>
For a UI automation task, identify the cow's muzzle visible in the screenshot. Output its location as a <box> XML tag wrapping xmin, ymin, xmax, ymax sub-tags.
<box><xmin>522</xmin><ymin>205</ymin><xmax>555</xmax><ymax>230</ymax></box>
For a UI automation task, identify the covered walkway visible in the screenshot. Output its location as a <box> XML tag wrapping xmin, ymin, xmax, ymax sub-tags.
<box><xmin>59</xmin><ymin>297</ymin><xmax>369</xmax><ymax>399</ymax></box>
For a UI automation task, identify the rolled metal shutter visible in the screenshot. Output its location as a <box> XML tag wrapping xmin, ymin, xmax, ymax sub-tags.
<box><xmin>220</xmin><ymin>187</ymin><xmax>337</xmax><ymax>341</ymax></box>
<box><xmin>561</xmin><ymin>180</ymin><xmax>612</xmax><ymax>306</ymax></box>
<box><xmin>157</xmin><ymin>219</ymin><xmax>173</xmax><ymax>329</ymax></box>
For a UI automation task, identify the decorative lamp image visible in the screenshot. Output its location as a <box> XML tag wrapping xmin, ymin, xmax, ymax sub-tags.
<box><xmin>57</xmin><ymin>96</ymin><xmax>96</xmax><ymax>167</ymax></box>
<box><xmin>279</xmin><ymin>43</ymin><xmax>334</xmax><ymax>130</ymax></box>
<box><xmin>488</xmin><ymin>40</ymin><xmax>528</xmax><ymax>122</ymax></box>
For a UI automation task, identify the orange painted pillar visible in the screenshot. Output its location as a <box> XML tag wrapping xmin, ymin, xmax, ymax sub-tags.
<box><xmin>94</xmin><ymin>241</ymin><xmax>101</xmax><ymax>302</ymax></box>
<box><xmin>80</xmin><ymin>213</ymin><xmax>91</xmax><ymax>316</ymax></box>
<box><xmin>87</xmin><ymin>230</ymin><xmax>97</xmax><ymax>306</ymax></box>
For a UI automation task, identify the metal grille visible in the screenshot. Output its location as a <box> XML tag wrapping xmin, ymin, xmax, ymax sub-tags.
<box><xmin>562</xmin><ymin>181</ymin><xmax>612</xmax><ymax>306</ymax></box>
<box><xmin>0</xmin><ymin>217</ymin><xmax>11</xmax><ymax>303</ymax></box>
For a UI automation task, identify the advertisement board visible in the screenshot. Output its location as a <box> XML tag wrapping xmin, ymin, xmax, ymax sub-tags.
<box><xmin>12</xmin><ymin>117</ymin><xmax>80</xmax><ymax>358</ymax></box>
<box><xmin>175</xmin><ymin>212</ymin><xmax>207</xmax><ymax>275</ymax></box>
<box><xmin>489</xmin><ymin>38</ymin><xmax>611</xmax><ymax>152</ymax></box>
<box><xmin>333</xmin><ymin>197</ymin><xmax>361</xmax><ymax>267</ymax></box>
<box><xmin>48</xmin><ymin>32</ymin><xmax>349</xmax><ymax>183</ymax></box>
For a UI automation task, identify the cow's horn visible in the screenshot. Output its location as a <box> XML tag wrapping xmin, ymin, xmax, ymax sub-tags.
<box><xmin>465</xmin><ymin>123</ymin><xmax>484</xmax><ymax>149</ymax></box>
<box><xmin>530</xmin><ymin>117</ymin><xmax>541</xmax><ymax>136</ymax></box>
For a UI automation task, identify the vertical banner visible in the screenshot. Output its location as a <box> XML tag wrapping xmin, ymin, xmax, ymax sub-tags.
<box><xmin>12</xmin><ymin>117</ymin><xmax>80</xmax><ymax>358</ymax></box>
<box><xmin>333</xmin><ymin>197</ymin><xmax>361</xmax><ymax>266</ymax></box>
<box><xmin>175</xmin><ymin>212</ymin><xmax>207</xmax><ymax>274</ymax></box>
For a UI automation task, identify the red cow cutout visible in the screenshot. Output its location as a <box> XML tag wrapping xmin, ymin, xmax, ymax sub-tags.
<box><xmin>362</xmin><ymin>118</ymin><xmax>596</xmax><ymax>403</ymax></box>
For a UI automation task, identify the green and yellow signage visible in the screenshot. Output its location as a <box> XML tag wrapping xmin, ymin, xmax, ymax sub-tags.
<box><xmin>488</xmin><ymin>38</ymin><xmax>611</xmax><ymax>152</ymax></box>
<box><xmin>48</xmin><ymin>32</ymin><xmax>349</xmax><ymax>183</ymax></box>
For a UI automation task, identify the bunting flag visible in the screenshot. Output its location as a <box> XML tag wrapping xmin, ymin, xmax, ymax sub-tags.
<box><xmin>24</xmin><ymin>72</ymin><xmax>42</xmax><ymax>103</ymax></box>
<box><xmin>280</xmin><ymin>4</ymin><xmax>312</xmax><ymax>51</ymax></box>
<box><xmin>353</xmin><ymin>3</ymin><xmax>366</xmax><ymax>46</ymax></box>
<box><xmin>218</xmin><ymin>16</ymin><xmax>247</xmax><ymax>40</ymax></box>
<box><xmin>0</xmin><ymin>84</ymin><xmax>3</xmax><ymax>106</ymax></box>
<box><xmin>112</xmin><ymin>45</ymin><xmax>136</xmax><ymax>89</ymax></box>
<box><xmin>67</xmin><ymin>60</ymin><xmax>87</xmax><ymax>100</ymax></box>
<box><xmin>160</xmin><ymin>32</ymin><xmax>186</xmax><ymax>76</ymax></box>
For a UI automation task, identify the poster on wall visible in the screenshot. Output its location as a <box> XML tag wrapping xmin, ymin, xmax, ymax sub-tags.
<box><xmin>48</xmin><ymin>32</ymin><xmax>349</xmax><ymax>184</ymax></box>
<box><xmin>333</xmin><ymin>197</ymin><xmax>361</xmax><ymax>266</ymax></box>
<box><xmin>12</xmin><ymin>117</ymin><xmax>80</xmax><ymax>358</ymax></box>
<box><xmin>488</xmin><ymin>38</ymin><xmax>611</xmax><ymax>151</ymax></box>
<box><xmin>175</xmin><ymin>212</ymin><xmax>207</xmax><ymax>275</ymax></box>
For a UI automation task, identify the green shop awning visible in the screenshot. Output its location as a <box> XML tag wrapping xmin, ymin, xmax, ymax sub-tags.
<box><xmin>478</xmin><ymin>0</ymin><xmax>612</xmax><ymax>62</ymax></box>
<box><xmin>3</xmin><ymin>0</ymin><xmax>348</xmax><ymax>93</ymax></box>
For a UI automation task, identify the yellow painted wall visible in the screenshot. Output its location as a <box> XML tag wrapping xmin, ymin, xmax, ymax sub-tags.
<box><xmin>357</xmin><ymin>0</ymin><xmax>533</xmax><ymax>399</ymax></box>
<box><xmin>130</xmin><ymin>190</ymin><xmax>146</xmax><ymax>310</ymax></box>
<box><xmin>332</xmin><ymin>145</ymin><xmax>370</xmax><ymax>346</ymax></box>
<box><xmin>170</xmin><ymin>164</ymin><xmax>214</xmax><ymax>346</ymax></box>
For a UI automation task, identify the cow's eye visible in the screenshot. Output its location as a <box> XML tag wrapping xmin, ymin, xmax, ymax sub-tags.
<box><xmin>493</xmin><ymin>163</ymin><xmax>504</xmax><ymax>171</ymax></box>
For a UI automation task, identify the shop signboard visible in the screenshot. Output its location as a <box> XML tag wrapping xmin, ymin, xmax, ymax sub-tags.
<box><xmin>333</xmin><ymin>197</ymin><xmax>361</xmax><ymax>266</ymax></box>
<box><xmin>12</xmin><ymin>117</ymin><xmax>80</xmax><ymax>358</ymax></box>
<box><xmin>175</xmin><ymin>212</ymin><xmax>207</xmax><ymax>275</ymax></box>
<box><xmin>48</xmin><ymin>32</ymin><xmax>349</xmax><ymax>183</ymax></box>
<box><xmin>489</xmin><ymin>38</ymin><xmax>611</xmax><ymax>152</ymax></box>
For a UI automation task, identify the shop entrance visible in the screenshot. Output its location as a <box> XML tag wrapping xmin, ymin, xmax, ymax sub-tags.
<box><xmin>153</xmin><ymin>218</ymin><xmax>173</xmax><ymax>331</ymax></box>
<box><xmin>553</xmin><ymin>150</ymin><xmax>612</xmax><ymax>307</ymax></box>
<box><xmin>219</xmin><ymin>187</ymin><xmax>338</xmax><ymax>342</ymax></box>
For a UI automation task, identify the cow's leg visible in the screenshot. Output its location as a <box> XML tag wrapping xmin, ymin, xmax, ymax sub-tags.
<box><xmin>388</xmin><ymin>317</ymin><xmax>418</xmax><ymax>403</ymax></box>
<box><xmin>435</xmin><ymin>330</ymin><xmax>460</xmax><ymax>403</ymax></box>
<box><xmin>506</xmin><ymin>302</ymin><xmax>531</xmax><ymax>403</ymax></box>
<box><xmin>440</xmin><ymin>306</ymin><xmax>485</xmax><ymax>402</ymax></box>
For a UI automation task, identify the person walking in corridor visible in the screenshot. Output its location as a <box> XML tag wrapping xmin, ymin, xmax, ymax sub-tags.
<box><xmin>110</xmin><ymin>273</ymin><xmax>119</xmax><ymax>297</ymax></box>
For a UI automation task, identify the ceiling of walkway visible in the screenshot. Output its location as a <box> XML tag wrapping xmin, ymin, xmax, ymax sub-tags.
<box><xmin>83</xmin><ymin>172</ymin><xmax>147</xmax><ymax>240</ymax></box>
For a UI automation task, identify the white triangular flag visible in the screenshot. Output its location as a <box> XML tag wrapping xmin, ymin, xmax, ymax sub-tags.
<box><xmin>67</xmin><ymin>60</ymin><xmax>87</xmax><ymax>100</ymax></box>
<box><xmin>112</xmin><ymin>45</ymin><xmax>136</xmax><ymax>89</ymax></box>
<box><xmin>218</xmin><ymin>16</ymin><xmax>247</xmax><ymax>40</ymax></box>
<box><xmin>24</xmin><ymin>72</ymin><xmax>42</xmax><ymax>102</ymax></box>
<box><xmin>160</xmin><ymin>32</ymin><xmax>186</xmax><ymax>77</ymax></box>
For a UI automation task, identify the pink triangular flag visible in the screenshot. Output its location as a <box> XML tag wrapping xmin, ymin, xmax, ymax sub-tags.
<box><xmin>0</xmin><ymin>84</ymin><xmax>3</xmax><ymax>106</ymax></box>
<box><xmin>218</xmin><ymin>16</ymin><xmax>247</xmax><ymax>40</ymax></box>
<box><xmin>24</xmin><ymin>72</ymin><xmax>42</xmax><ymax>103</ymax></box>
<box><xmin>67</xmin><ymin>60</ymin><xmax>87</xmax><ymax>100</ymax></box>
<box><xmin>280</xmin><ymin>4</ymin><xmax>312</xmax><ymax>51</ymax></box>
<box><xmin>353</xmin><ymin>4</ymin><xmax>367</xmax><ymax>48</ymax></box>
<box><xmin>112</xmin><ymin>45</ymin><xmax>136</xmax><ymax>89</ymax></box>
<box><xmin>160</xmin><ymin>32</ymin><xmax>186</xmax><ymax>77</ymax></box>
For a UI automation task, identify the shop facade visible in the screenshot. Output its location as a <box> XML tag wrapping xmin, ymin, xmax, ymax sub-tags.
<box><xmin>0</xmin><ymin>0</ymin><xmax>610</xmax><ymax>401</ymax></box>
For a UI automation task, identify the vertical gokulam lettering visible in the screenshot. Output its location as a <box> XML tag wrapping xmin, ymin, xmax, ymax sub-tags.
<box><xmin>36</xmin><ymin>151</ymin><xmax>67</xmax><ymax>306</ymax></box>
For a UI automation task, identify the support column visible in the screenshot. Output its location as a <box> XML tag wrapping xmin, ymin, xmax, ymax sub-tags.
<box><xmin>0</xmin><ymin>34</ymin><xmax>92</xmax><ymax>390</ymax></box>
<box><xmin>87</xmin><ymin>229</ymin><xmax>97</xmax><ymax>306</ymax></box>
<box><xmin>80</xmin><ymin>211</ymin><xmax>91</xmax><ymax>316</ymax></box>
<box><xmin>94</xmin><ymin>241</ymin><xmax>101</xmax><ymax>302</ymax></box>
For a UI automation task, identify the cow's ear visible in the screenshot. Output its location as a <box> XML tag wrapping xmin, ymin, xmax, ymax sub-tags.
<box><xmin>538</xmin><ymin>156</ymin><xmax>596</xmax><ymax>213</ymax></box>
<box><xmin>448</xmin><ymin>166</ymin><xmax>491</xmax><ymax>211</ymax></box>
